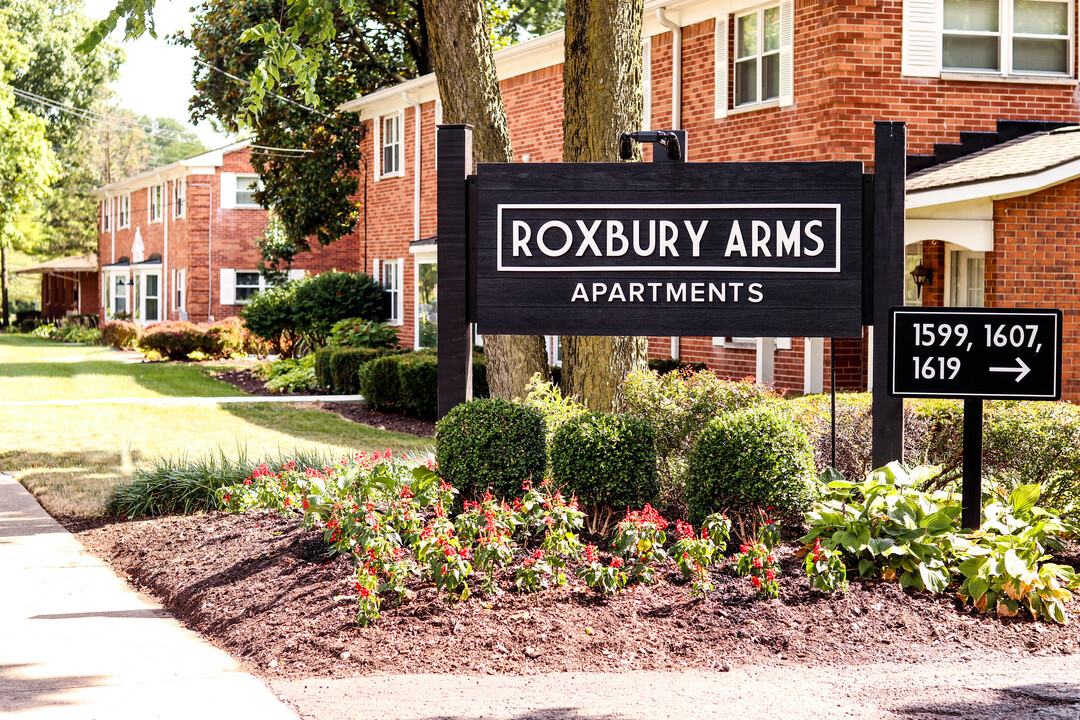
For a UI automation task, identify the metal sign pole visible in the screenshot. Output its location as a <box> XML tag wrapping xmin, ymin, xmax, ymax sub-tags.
<box><xmin>962</xmin><ymin>398</ymin><xmax>984</xmax><ymax>529</ymax></box>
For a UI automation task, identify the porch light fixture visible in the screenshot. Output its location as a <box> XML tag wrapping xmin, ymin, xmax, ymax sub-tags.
<box><xmin>910</xmin><ymin>263</ymin><xmax>932</xmax><ymax>298</ymax></box>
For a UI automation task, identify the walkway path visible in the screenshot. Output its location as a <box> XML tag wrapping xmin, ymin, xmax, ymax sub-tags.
<box><xmin>0</xmin><ymin>473</ymin><xmax>298</xmax><ymax>719</ymax></box>
<box><xmin>0</xmin><ymin>395</ymin><xmax>362</xmax><ymax>407</ymax></box>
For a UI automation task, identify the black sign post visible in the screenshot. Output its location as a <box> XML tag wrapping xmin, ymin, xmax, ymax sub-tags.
<box><xmin>888</xmin><ymin>306</ymin><xmax>1063</xmax><ymax>527</ymax></box>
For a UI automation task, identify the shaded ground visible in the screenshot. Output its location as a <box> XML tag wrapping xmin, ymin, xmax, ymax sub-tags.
<box><xmin>67</xmin><ymin>509</ymin><xmax>1080</xmax><ymax>685</ymax></box>
<box><xmin>214</xmin><ymin>368</ymin><xmax>436</xmax><ymax>438</ymax></box>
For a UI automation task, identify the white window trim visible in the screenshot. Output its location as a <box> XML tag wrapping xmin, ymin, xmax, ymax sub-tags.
<box><xmin>412</xmin><ymin>249</ymin><xmax>437</xmax><ymax>350</ymax></box>
<box><xmin>173</xmin><ymin>178</ymin><xmax>186</xmax><ymax>219</ymax></box>
<box><xmin>148</xmin><ymin>184</ymin><xmax>164</xmax><ymax>224</ymax></box>
<box><xmin>945</xmin><ymin>246</ymin><xmax>986</xmax><ymax>308</ymax></box>
<box><xmin>133</xmin><ymin>268</ymin><xmax>162</xmax><ymax>325</ymax></box>
<box><xmin>172</xmin><ymin>268</ymin><xmax>186</xmax><ymax>311</ymax></box>
<box><xmin>712</xmin><ymin>336</ymin><xmax>792</xmax><ymax>350</ymax></box>
<box><xmin>381</xmin><ymin>258</ymin><xmax>405</xmax><ymax>326</ymax></box>
<box><xmin>118</xmin><ymin>194</ymin><xmax>131</xmax><ymax>229</ymax></box>
<box><xmin>233</xmin><ymin>174</ymin><xmax>263</xmax><ymax>209</ymax></box>
<box><xmin>716</xmin><ymin>1</ymin><xmax>793</xmax><ymax>118</ymax></box>
<box><xmin>903</xmin><ymin>0</ymin><xmax>1074</xmax><ymax>79</ymax></box>
<box><xmin>104</xmin><ymin>270</ymin><xmax>130</xmax><ymax>320</ymax></box>
<box><xmin>220</xmin><ymin>268</ymin><xmax>289</xmax><ymax>306</ymax></box>
<box><xmin>376</xmin><ymin>111</ymin><xmax>405</xmax><ymax>180</ymax></box>
<box><xmin>101</xmin><ymin>197</ymin><xmax>112</xmax><ymax>232</ymax></box>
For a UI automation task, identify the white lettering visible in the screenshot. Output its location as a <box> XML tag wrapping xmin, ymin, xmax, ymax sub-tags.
<box><xmin>751</xmin><ymin>220</ymin><xmax>772</xmax><ymax>257</ymax></box>
<box><xmin>634</xmin><ymin>221</ymin><xmax>656</xmax><ymax>256</ymax></box>
<box><xmin>691</xmin><ymin>282</ymin><xmax>705</xmax><ymax>302</ymax></box>
<box><xmin>512</xmin><ymin>220</ymin><xmax>532</xmax><ymax>257</ymax></box>
<box><xmin>803</xmin><ymin>220</ymin><xmax>825</xmax><ymax>256</ymax></box>
<box><xmin>591</xmin><ymin>283</ymin><xmax>608</xmax><ymax>302</ymax></box>
<box><xmin>667</xmin><ymin>283</ymin><xmax>686</xmax><ymax>302</ymax></box>
<box><xmin>748</xmin><ymin>283</ymin><xmax>764</xmax><ymax>303</ymax></box>
<box><xmin>606</xmin><ymin>221</ymin><xmax>629</xmax><ymax>256</ymax></box>
<box><xmin>659</xmin><ymin>220</ymin><xmax>679</xmax><ymax>257</ymax></box>
<box><xmin>629</xmin><ymin>283</ymin><xmax>644</xmax><ymax>302</ymax></box>
<box><xmin>648</xmin><ymin>282</ymin><xmax>663</xmax><ymax>301</ymax></box>
<box><xmin>537</xmin><ymin>221</ymin><xmax>573</xmax><ymax>257</ymax></box>
<box><xmin>685</xmin><ymin>220</ymin><xmax>708</xmax><ymax>257</ymax></box>
<box><xmin>708</xmin><ymin>283</ymin><xmax>726</xmax><ymax>302</ymax></box>
<box><xmin>571</xmin><ymin>283</ymin><xmax>588</xmax><ymax>302</ymax></box>
<box><xmin>776</xmin><ymin>221</ymin><xmax>801</xmax><ymax>257</ymax></box>
<box><xmin>574</xmin><ymin>220</ymin><xmax>603</xmax><ymax>257</ymax></box>
<box><xmin>725</xmin><ymin>221</ymin><xmax>747</xmax><ymax>257</ymax></box>
<box><xmin>730</xmin><ymin>282</ymin><xmax>743</xmax><ymax>302</ymax></box>
<box><xmin>607</xmin><ymin>283</ymin><xmax>626</xmax><ymax>302</ymax></box>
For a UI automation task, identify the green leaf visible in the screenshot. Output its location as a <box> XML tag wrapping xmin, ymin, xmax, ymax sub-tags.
<box><xmin>958</xmin><ymin>556</ymin><xmax>988</xmax><ymax>579</ymax></box>
<box><xmin>1008</xmin><ymin>484</ymin><xmax>1041</xmax><ymax>516</ymax></box>
<box><xmin>868</xmin><ymin>537</ymin><xmax>896</xmax><ymax>557</ymax></box>
<box><xmin>858</xmin><ymin>558</ymin><xmax>875</xmax><ymax>577</ymax></box>
<box><xmin>964</xmin><ymin>576</ymin><xmax>989</xmax><ymax>602</ymax></box>
<box><xmin>1003</xmin><ymin>549</ymin><xmax>1029</xmax><ymax>578</ymax></box>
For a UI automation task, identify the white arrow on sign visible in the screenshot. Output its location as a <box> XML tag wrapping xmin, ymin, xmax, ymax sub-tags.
<box><xmin>989</xmin><ymin>357</ymin><xmax>1031</xmax><ymax>382</ymax></box>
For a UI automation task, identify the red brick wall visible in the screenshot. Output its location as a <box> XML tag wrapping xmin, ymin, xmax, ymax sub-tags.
<box><xmin>992</xmin><ymin>182</ymin><xmax>1080</xmax><ymax>399</ymax></box>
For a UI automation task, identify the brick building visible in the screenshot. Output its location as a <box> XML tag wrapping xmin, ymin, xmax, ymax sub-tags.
<box><xmin>337</xmin><ymin>0</ymin><xmax>1080</xmax><ymax>398</ymax></box>
<box><xmin>15</xmin><ymin>253</ymin><xmax>99</xmax><ymax>320</ymax></box>
<box><xmin>92</xmin><ymin>141</ymin><xmax>361</xmax><ymax>326</ymax></box>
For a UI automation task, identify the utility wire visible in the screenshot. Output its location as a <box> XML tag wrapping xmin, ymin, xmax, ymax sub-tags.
<box><xmin>10</xmin><ymin>86</ymin><xmax>195</xmax><ymax>142</ymax></box>
<box><xmin>193</xmin><ymin>58</ymin><xmax>336</xmax><ymax>121</ymax></box>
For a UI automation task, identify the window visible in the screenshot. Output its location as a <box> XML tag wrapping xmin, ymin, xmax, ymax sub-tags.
<box><xmin>949</xmin><ymin>249</ymin><xmax>986</xmax><ymax>307</ymax></box>
<box><xmin>149</xmin><ymin>184</ymin><xmax>163</xmax><ymax>223</ymax></box>
<box><xmin>101</xmin><ymin>198</ymin><xmax>112</xmax><ymax>232</ymax></box>
<box><xmin>112</xmin><ymin>275</ymin><xmax>128</xmax><ymax>317</ymax></box>
<box><xmin>735</xmin><ymin>6</ymin><xmax>781</xmax><ymax>106</ymax></box>
<box><xmin>904</xmin><ymin>0</ymin><xmax>1072</xmax><ymax>77</ymax></box>
<box><xmin>118</xmin><ymin>194</ymin><xmax>131</xmax><ymax>229</ymax></box>
<box><xmin>173</xmin><ymin>179</ymin><xmax>185</xmax><ymax>218</ymax></box>
<box><xmin>173</xmin><ymin>268</ymin><xmax>186</xmax><ymax>311</ymax></box>
<box><xmin>417</xmin><ymin>260</ymin><xmax>437</xmax><ymax>349</ymax></box>
<box><xmin>235</xmin><ymin>271</ymin><xmax>263</xmax><ymax>302</ymax></box>
<box><xmin>382</xmin><ymin>259</ymin><xmax>403</xmax><ymax>325</ymax></box>
<box><xmin>235</xmin><ymin>174</ymin><xmax>262</xmax><ymax>208</ymax></box>
<box><xmin>715</xmin><ymin>2</ymin><xmax>793</xmax><ymax>118</ymax></box>
<box><xmin>379</xmin><ymin>113</ymin><xmax>403</xmax><ymax>178</ymax></box>
<box><xmin>137</xmin><ymin>272</ymin><xmax>161</xmax><ymax>323</ymax></box>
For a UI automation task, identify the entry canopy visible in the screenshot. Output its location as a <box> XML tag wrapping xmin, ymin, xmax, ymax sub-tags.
<box><xmin>472</xmin><ymin>161</ymin><xmax>866</xmax><ymax>338</ymax></box>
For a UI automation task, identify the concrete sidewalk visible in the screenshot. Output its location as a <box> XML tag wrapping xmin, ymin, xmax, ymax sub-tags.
<box><xmin>0</xmin><ymin>473</ymin><xmax>298</xmax><ymax>719</ymax></box>
<box><xmin>0</xmin><ymin>394</ymin><xmax>362</xmax><ymax>407</ymax></box>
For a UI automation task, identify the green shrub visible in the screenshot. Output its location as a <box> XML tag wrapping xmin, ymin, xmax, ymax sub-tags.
<box><xmin>647</xmin><ymin>357</ymin><xmax>710</xmax><ymax>375</ymax></box>
<box><xmin>238</xmin><ymin>281</ymin><xmax>299</xmax><ymax>356</ymax></box>
<box><xmin>263</xmin><ymin>355</ymin><xmax>318</xmax><ymax>393</ymax></box>
<box><xmin>550</xmin><ymin>412</ymin><xmax>659</xmax><ymax>520</ymax></box>
<box><xmin>436</xmin><ymin>398</ymin><xmax>547</xmax><ymax>502</ymax></box>
<box><xmin>686</xmin><ymin>405</ymin><xmax>816</xmax><ymax>524</ymax></box>
<box><xmin>138</xmin><ymin>321</ymin><xmax>204</xmax><ymax>360</ymax></box>
<box><xmin>328</xmin><ymin>317</ymin><xmax>400</xmax><ymax>348</ymax></box>
<box><xmin>472</xmin><ymin>353</ymin><xmax>489</xmax><ymax>398</ymax></box>
<box><xmin>329</xmin><ymin>347</ymin><xmax>407</xmax><ymax>394</ymax></box>
<box><xmin>984</xmin><ymin>402</ymin><xmax>1080</xmax><ymax>520</ymax></box>
<box><xmin>621</xmin><ymin>369</ymin><xmax>780</xmax><ymax>512</ymax></box>
<box><xmin>314</xmin><ymin>347</ymin><xmax>335</xmax><ymax>389</ymax></box>
<box><xmin>202</xmin><ymin>317</ymin><xmax>245</xmax><ymax>358</ymax></box>
<box><xmin>359</xmin><ymin>355</ymin><xmax>404</xmax><ymax>411</ymax></box>
<box><xmin>517</xmin><ymin>374</ymin><xmax>588</xmax><ymax>446</ymax></box>
<box><xmin>398</xmin><ymin>353</ymin><xmax>439</xmax><ymax>419</ymax></box>
<box><xmin>291</xmin><ymin>271</ymin><xmax>384</xmax><ymax>347</ymax></box>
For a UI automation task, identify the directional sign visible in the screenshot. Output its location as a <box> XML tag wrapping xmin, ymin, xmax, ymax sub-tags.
<box><xmin>888</xmin><ymin>307</ymin><xmax>1062</xmax><ymax>400</ymax></box>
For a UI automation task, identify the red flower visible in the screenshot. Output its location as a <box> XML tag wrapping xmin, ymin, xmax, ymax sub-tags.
<box><xmin>584</xmin><ymin>544</ymin><xmax>598</xmax><ymax>564</ymax></box>
<box><xmin>675</xmin><ymin>520</ymin><xmax>695</xmax><ymax>540</ymax></box>
<box><xmin>752</xmin><ymin>557</ymin><xmax>762</xmax><ymax>569</ymax></box>
<box><xmin>223</xmin><ymin>493</ymin><xmax>231</xmax><ymax>502</ymax></box>
<box><xmin>751</xmin><ymin>576</ymin><xmax>762</xmax><ymax>589</ymax></box>
<box><xmin>609</xmin><ymin>557</ymin><xmax>624</xmax><ymax>569</ymax></box>
<box><xmin>766</xmin><ymin>569</ymin><xmax>776</xmax><ymax>581</ymax></box>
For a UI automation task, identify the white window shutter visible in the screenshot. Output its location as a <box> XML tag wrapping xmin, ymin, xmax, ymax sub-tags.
<box><xmin>642</xmin><ymin>38</ymin><xmax>652</xmax><ymax>130</ymax></box>
<box><xmin>287</xmin><ymin>269</ymin><xmax>306</xmax><ymax>281</ymax></box>
<box><xmin>220</xmin><ymin>268</ymin><xmax>236</xmax><ymax>305</ymax></box>
<box><xmin>372</xmin><ymin>258</ymin><xmax>380</xmax><ymax>282</ymax></box>
<box><xmin>714</xmin><ymin>17</ymin><xmax>729</xmax><ymax>118</ymax></box>
<box><xmin>779</xmin><ymin>0</ymin><xmax>795</xmax><ymax>107</ymax></box>
<box><xmin>373</xmin><ymin>118</ymin><xmax>382</xmax><ymax>181</ymax></box>
<box><xmin>902</xmin><ymin>0</ymin><xmax>941</xmax><ymax>77</ymax></box>
<box><xmin>220</xmin><ymin>173</ymin><xmax>236</xmax><ymax>209</ymax></box>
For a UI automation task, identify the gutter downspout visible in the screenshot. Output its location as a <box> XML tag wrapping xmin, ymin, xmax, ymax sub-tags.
<box><xmin>403</xmin><ymin>91</ymin><xmax>422</xmax><ymax>242</ymax></box>
<box><xmin>658</xmin><ymin>7</ymin><xmax>683</xmax><ymax>360</ymax></box>
<box><xmin>656</xmin><ymin>8</ymin><xmax>682</xmax><ymax>130</ymax></box>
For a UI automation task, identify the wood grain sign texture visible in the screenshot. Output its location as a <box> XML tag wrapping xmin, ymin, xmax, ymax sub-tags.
<box><xmin>473</xmin><ymin>162</ymin><xmax>865</xmax><ymax>337</ymax></box>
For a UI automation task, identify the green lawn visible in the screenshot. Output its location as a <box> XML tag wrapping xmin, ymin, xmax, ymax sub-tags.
<box><xmin>0</xmin><ymin>334</ymin><xmax>433</xmax><ymax>516</ymax></box>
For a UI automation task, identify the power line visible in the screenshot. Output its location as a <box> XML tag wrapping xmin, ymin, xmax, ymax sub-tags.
<box><xmin>193</xmin><ymin>58</ymin><xmax>336</xmax><ymax>121</ymax></box>
<box><xmin>9</xmin><ymin>86</ymin><xmax>196</xmax><ymax>142</ymax></box>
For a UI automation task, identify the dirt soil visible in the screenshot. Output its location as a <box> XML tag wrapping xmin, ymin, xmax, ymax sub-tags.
<box><xmin>65</xmin><ymin>510</ymin><xmax>1080</xmax><ymax>685</ymax></box>
<box><xmin>213</xmin><ymin>368</ymin><xmax>436</xmax><ymax>438</ymax></box>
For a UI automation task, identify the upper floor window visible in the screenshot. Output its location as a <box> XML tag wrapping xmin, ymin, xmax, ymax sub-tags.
<box><xmin>735</xmin><ymin>6</ymin><xmax>781</xmax><ymax>106</ymax></box>
<box><xmin>101</xmin><ymin>197</ymin><xmax>112</xmax><ymax>232</ymax></box>
<box><xmin>379</xmin><ymin>112</ymin><xmax>404</xmax><ymax>178</ymax></box>
<box><xmin>149</xmin><ymin>184</ymin><xmax>163</xmax><ymax>223</ymax></box>
<box><xmin>173</xmin><ymin>179</ymin><xmax>185</xmax><ymax>218</ymax></box>
<box><xmin>235</xmin><ymin>174</ymin><xmax>262</xmax><ymax>208</ymax></box>
<box><xmin>118</xmin><ymin>194</ymin><xmax>131</xmax><ymax>229</ymax></box>
<box><xmin>904</xmin><ymin>0</ymin><xmax>1072</xmax><ymax>78</ymax></box>
<box><xmin>714</xmin><ymin>2</ymin><xmax>793</xmax><ymax>119</ymax></box>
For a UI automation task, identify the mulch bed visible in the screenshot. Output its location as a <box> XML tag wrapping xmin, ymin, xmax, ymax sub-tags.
<box><xmin>66</xmin><ymin>509</ymin><xmax>1080</xmax><ymax>682</ymax></box>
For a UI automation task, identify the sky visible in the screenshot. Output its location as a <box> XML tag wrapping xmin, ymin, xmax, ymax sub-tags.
<box><xmin>81</xmin><ymin>0</ymin><xmax>236</xmax><ymax>149</ymax></box>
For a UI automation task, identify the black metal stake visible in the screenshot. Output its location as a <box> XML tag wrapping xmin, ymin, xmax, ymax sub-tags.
<box><xmin>830</xmin><ymin>338</ymin><xmax>837</xmax><ymax>470</ymax></box>
<box><xmin>962</xmin><ymin>397</ymin><xmax>983</xmax><ymax>530</ymax></box>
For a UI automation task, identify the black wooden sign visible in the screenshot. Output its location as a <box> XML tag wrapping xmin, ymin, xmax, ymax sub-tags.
<box><xmin>472</xmin><ymin>162</ymin><xmax>865</xmax><ymax>338</ymax></box>
<box><xmin>888</xmin><ymin>307</ymin><xmax>1062</xmax><ymax>400</ymax></box>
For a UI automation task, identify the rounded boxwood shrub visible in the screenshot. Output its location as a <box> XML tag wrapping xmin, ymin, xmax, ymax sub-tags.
<box><xmin>685</xmin><ymin>405</ymin><xmax>816</xmax><ymax>523</ymax></box>
<box><xmin>358</xmin><ymin>355</ymin><xmax>403</xmax><ymax>411</ymax></box>
<box><xmin>550</xmin><ymin>412</ymin><xmax>659</xmax><ymax>511</ymax></box>
<box><xmin>436</xmin><ymin>398</ymin><xmax>547</xmax><ymax>501</ymax></box>
<box><xmin>398</xmin><ymin>353</ymin><xmax>438</xmax><ymax>419</ymax></box>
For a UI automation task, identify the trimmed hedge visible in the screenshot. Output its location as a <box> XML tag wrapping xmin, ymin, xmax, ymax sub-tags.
<box><xmin>436</xmin><ymin>398</ymin><xmax>547</xmax><ymax>501</ymax></box>
<box><xmin>328</xmin><ymin>347</ymin><xmax>407</xmax><ymax>394</ymax></box>
<box><xmin>685</xmin><ymin>405</ymin><xmax>816</xmax><ymax>523</ymax></box>
<box><xmin>137</xmin><ymin>320</ymin><xmax>246</xmax><ymax>361</ymax></box>
<box><xmin>358</xmin><ymin>355</ymin><xmax>404</xmax><ymax>411</ymax></box>
<box><xmin>550</xmin><ymin>412</ymin><xmax>659</xmax><ymax>511</ymax></box>
<box><xmin>647</xmin><ymin>357</ymin><xmax>710</xmax><ymax>375</ymax></box>
<box><xmin>101</xmin><ymin>319</ymin><xmax>140</xmax><ymax>350</ymax></box>
<box><xmin>398</xmin><ymin>353</ymin><xmax>439</xmax><ymax>419</ymax></box>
